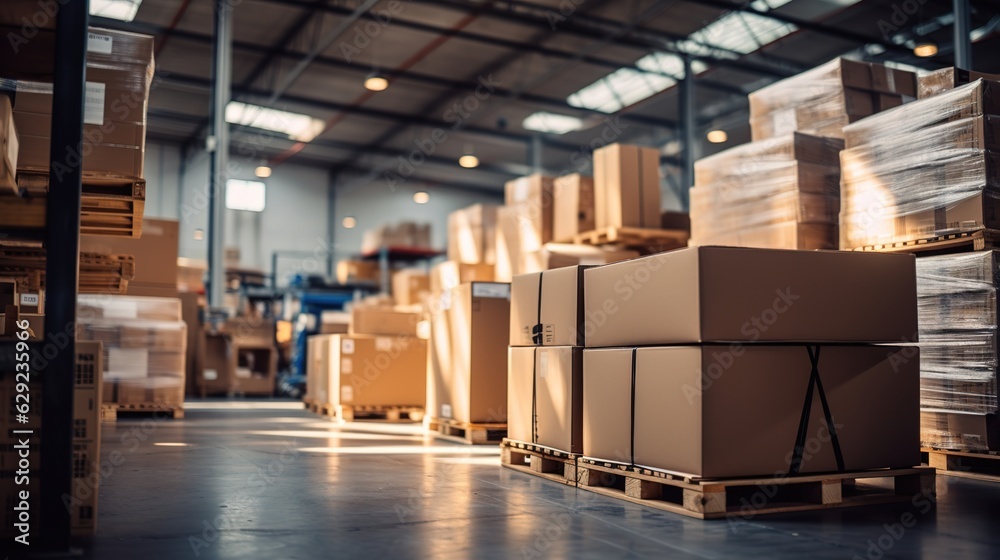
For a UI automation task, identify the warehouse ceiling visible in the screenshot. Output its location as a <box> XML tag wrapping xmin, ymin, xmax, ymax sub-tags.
<box><xmin>94</xmin><ymin>0</ymin><xmax>1000</xmax><ymax>196</ymax></box>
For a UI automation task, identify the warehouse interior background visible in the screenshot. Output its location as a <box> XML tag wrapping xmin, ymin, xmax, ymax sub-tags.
<box><xmin>112</xmin><ymin>0</ymin><xmax>1000</xmax><ymax>272</ymax></box>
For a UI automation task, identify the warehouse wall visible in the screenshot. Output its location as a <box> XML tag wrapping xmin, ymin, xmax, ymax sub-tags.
<box><xmin>142</xmin><ymin>141</ymin><xmax>503</xmax><ymax>281</ymax></box>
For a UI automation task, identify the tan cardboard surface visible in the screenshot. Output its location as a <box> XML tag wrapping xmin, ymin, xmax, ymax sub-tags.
<box><xmin>553</xmin><ymin>174</ymin><xmax>595</xmax><ymax>241</ymax></box>
<box><xmin>584</xmin><ymin>247</ymin><xmax>917</xmax><ymax>346</ymax></box>
<box><xmin>510</xmin><ymin>266</ymin><xmax>587</xmax><ymax>347</ymax></box>
<box><xmin>582</xmin><ymin>348</ymin><xmax>632</xmax><ymax>461</ymax></box>
<box><xmin>350</xmin><ymin>307</ymin><xmax>421</xmax><ymax>337</ymax></box>
<box><xmin>331</xmin><ymin>334</ymin><xmax>426</xmax><ymax>407</ymax></box>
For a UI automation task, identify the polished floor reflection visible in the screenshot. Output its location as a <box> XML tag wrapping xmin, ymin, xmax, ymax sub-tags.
<box><xmin>82</xmin><ymin>400</ymin><xmax>1000</xmax><ymax>559</ymax></box>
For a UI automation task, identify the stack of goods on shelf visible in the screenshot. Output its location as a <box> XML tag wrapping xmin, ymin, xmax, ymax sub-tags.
<box><xmin>839</xmin><ymin>79</ymin><xmax>999</xmax><ymax>250</ymax></box>
<box><xmin>580</xmin><ymin>247</ymin><xmax>920</xmax><ymax>480</ymax></box>
<box><xmin>749</xmin><ymin>58</ymin><xmax>917</xmax><ymax>141</ymax></box>
<box><xmin>4</xmin><ymin>27</ymin><xmax>153</xmax><ymax>238</ymax></box>
<box><xmin>391</xmin><ymin>269</ymin><xmax>430</xmax><ymax>307</ymax></box>
<box><xmin>360</xmin><ymin>221</ymin><xmax>432</xmax><ymax>253</ymax></box>
<box><xmin>78</xmin><ymin>295</ymin><xmax>186</xmax><ymax>414</ymax></box>
<box><xmin>916</xmin><ymin>251</ymin><xmax>1000</xmax><ymax>452</ymax></box>
<box><xmin>689</xmin><ymin>133</ymin><xmax>843</xmax><ymax>250</ymax></box>
<box><xmin>80</xmin><ymin>218</ymin><xmax>179</xmax><ymax>297</ymax></box>
<box><xmin>507</xmin><ymin>267</ymin><xmax>587</xmax><ymax>465</ymax></box>
<box><xmin>425</xmin><ymin>281</ymin><xmax>510</xmax><ymax>443</ymax></box>
<box><xmin>592</xmin><ymin>143</ymin><xmax>662</xmax><ymax>231</ymax></box>
<box><xmin>0</xmin><ymin>275</ymin><xmax>43</xmax><ymax>337</ymax></box>
<box><xmin>0</xmin><ymin>341</ymin><xmax>104</xmax><ymax>537</ymax></box>
<box><xmin>336</xmin><ymin>258</ymin><xmax>381</xmax><ymax>285</ymax></box>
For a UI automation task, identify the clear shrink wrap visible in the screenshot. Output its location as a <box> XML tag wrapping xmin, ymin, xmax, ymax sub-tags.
<box><xmin>840</xmin><ymin>80</ymin><xmax>1000</xmax><ymax>250</ymax></box>
<box><xmin>77</xmin><ymin>295</ymin><xmax>186</xmax><ymax>405</ymax></box>
<box><xmin>689</xmin><ymin>133</ymin><xmax>842</xmax><ymax>249</ymax></box>
<box><xmin>749</xmin><ymin>58</ymin><xmax>916</xmax><ymax>141</ymax></box>
<box><xmin>916</xmin><ymin>252</ymin><xmax>999</xmax><ymax>417</ymax></box>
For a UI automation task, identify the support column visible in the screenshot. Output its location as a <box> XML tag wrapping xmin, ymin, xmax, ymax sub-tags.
<box><xmin>680</xmin><ymin>55</ymin><xmax>697</xmax><ymax>211</ymax></box>
<box><xmin>953</xmin><ymin>0</ymin><xmax>972</xmax><ymax>69</ymax></box>
<box><xmin>208</xmin><ymin>0</ymin><xmax>233</xmax><ymax>308</ymax></box>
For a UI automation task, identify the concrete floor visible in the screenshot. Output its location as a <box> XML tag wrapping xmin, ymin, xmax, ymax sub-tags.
<box><xmin>78</xmin><ymin>401</ymin><xmax>1000</xmax><ymax>560</ymax></box>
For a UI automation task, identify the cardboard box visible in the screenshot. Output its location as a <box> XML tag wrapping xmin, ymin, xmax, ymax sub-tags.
<box><xmin>80</xmin><ymin>219</ymin><xmax>179</xmax><ymax>297</ymax></box>
<box><xmin>392</xmin><ymin>269</ymin><xmax>430</xmax><ymax>306</ymax></box>
<box><xmin>319</xmin><ymin>311</ymin><xmax>351</xmax><ymax>334</ymax></box>
<box><xmin>524</xmin><ymin>245</ymin><xmax>638</xmax><ymax>271</ymax></box>
<box><xmin>306</xmin><ymin>334</ymin><xmax>335</xmax><ymax>405</ymax></box>
<box><xmin>448</xmin><ymin>204</ymin><xmax>499</xmax><ymax>264</ymax></box>
<box><xmin>430</xmin><ymin>282</ymin><xmax>510</xmax><ymax>423</ymax></box>
<box><xmin>583</xmin><ymin>345</ymin><xmax>920</xmax><ymax>478</ymax></box>
<box><xmin>919</xmin><ymin>68</ymin><xmax>1000</xmax><ymax>99</ymax></box>
<box><xmin>0</xmin><ymin>312</ymin><xmax>43</xmax><ymax>339</ymax></box>
<box><xmin>553</xmin><ymin>174</ymin><xmax>595</xmax><ymax>241</ymax></box>
<box><xmin>584</xmin><ymin>246</ymin><xmax>917</xmax><ymax>347</ymax></box>
<box><xmin>690</xmin><ymin>220</ymin><xmax>838</xmax><ymax>251</ymax></box>
<box><xmin>510</xmin><ymin>266</ymin><xmax>588</xmax><ymax>346</ymax></box>
<box><xmin>921</xmin><ymin>410</ymin><xmax>1000</xmax><ymax>452</ymax></box>
<box><xmin>594</xmin><ymin>143</ymin><xmax>661</xmax><ymax>229</ymax></box>
<box><xmin>198</xmin><ymin>331</ymin><xmax>235</xmax><ymax>396</ymax></box>
<box><xmin>430</xmin><ymin>260</ymin><xmax>494</xmax><ymax>294</ymax></box>
<box><xmin>330</xmin><ymin>334</ymin><xmax>426</xmax><ymax>407</ymax></box>
<box><xmin>508</xmin><ymin>346</ymin><xmax>583</xmax><ymax>453</ymax></box>
<box><xmin>1</xmin><ymin>94</ymin><xmax>17</xmax><ymax>192</ymax></box>
<box><xmin>336</xmin><ymin>259</ymin><xmax>380</xmax><ymax>284</ymax></box>
<box><xmin>503</xmin><ymin>174</ymin><xmax>556</xmax><ymax>245</ymax></box>
<box><xmin>350</xmin><ymin>306</ymin><xmax>421</xmax><ymax>337</ymax></box>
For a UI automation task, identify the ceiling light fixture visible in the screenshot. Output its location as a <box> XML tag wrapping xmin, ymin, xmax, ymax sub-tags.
<box><xmin>364</xmin><ymin>73</ymin><xmax>389</xmax><ymax>92</ymax></box>
<box><xmin>706</xmin><ymin>129</ymin><xmax>728</xmax><ymax>143</ymax></box>
<box><xmin>255</xmin><ymin>166</ymin><xmax>272</xmax><ymax>178</ymax></box>
<box><xmin>913</xmin><ymin>42</ymin><xmax>938</xmax><ymax>57</ymax></box>
<box><xmin>413</xmin><ymin>191</ymin><xmax>430</xmax><ymax>204</ymax></box>
<box><xmin>459</xmin><ymin>155</ymin><xmax>480</xmax><ymax>168</ymax></box>
<box><xmin>342</xmin><ymin>217</ymin><xmax>357</xmax><ymax>229</ymax></box>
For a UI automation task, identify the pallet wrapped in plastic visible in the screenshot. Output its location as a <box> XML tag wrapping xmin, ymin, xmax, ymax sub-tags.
<box><xmin>840</xmin><ymin>80</ymin><xmax>1000</xmax><ymax>250</ymax></box>
<box><xmin>749</xmin><ymin>58</ymin><xmax>916</xmax><ymax>141</ymax></box>
<box><xmin>916</xmin><ymin>252</ymin><xmax>999</xmax><ymax>423</ymax></box>
<box><xmin>688</xmin><ymin>133</ymin><xmax>842</xmax><ymax>250</ymax></box>
<box><xmin>77</xmin><ymin>295</ymin><xmax>186</xmax><ymax>406</ymax></box>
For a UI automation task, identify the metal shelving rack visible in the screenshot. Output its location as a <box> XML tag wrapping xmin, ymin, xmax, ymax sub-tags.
<box><xmin>0</xmin><ymin>0</ymin><xmax>89</xmax><ymax>554</ymax></box>
<box><xmin>359</xmin><ymin>246</ymin><xmax>445</xmax><ymax>294</ymax></box>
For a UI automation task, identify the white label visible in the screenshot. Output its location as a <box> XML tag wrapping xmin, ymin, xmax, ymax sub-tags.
<box><xmin>375</xmin><ymin>337</ymin><xmax>393</xmax><ymax>352</ymax></box>
<box><xmin>203</xmin><ymin>369</ymin><xmax>218</xmax><ymax>381</ymax></box>
<box><xmin>539</xmin><ymin>351</ymin><xmax>549</xmax><ymax>379</ymax></box>
<box><xmin>341</xmin><ymin>386</ymin><xmax>354</xmax><ymax>403</ymax></box>
<box><xmin>20</xmin><ymin>294</ymin><xmax>39</xmax><ymax>306</ymax></box>
<box><xmin>472</xmin><ymin>283</ymin><xmax>510</xmax><ymax>299</ymax></box>
<box><xmin>103</xmin><ymin>299</ymin><xmax>138</xmax><ymax>320</ymax></box>
<box><xmin>84</xmin><ymin>82</ymin><xmax>106</xmax><ymax>126</ymax></box>
<box><xmin>341</xmin><ymin>358</ymin><xmax>353</xmax><ymax>374</ymax></box>
<box><xmin>341</xmin><ymin>338</ymin><xmax>355</xmax><ymax>354</ymax></box>
<box><xmin>87</xmin><ymin>32</ymin><xmax>113</xmax><ymax>54</ymax></box>
<box><xmin>441</xmin><ymin>404</ymin><xmax>452</xmax><ymax>419</ymax></box>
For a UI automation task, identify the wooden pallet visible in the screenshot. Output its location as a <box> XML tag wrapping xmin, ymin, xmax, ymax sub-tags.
<box><xmin>335</xmin><ymin>405</ymin><xmax>424</xmax><ymax>422</ymax></box>
<box><xmin>923</xmin><ymin>448</ymin><xmax>1000</xmax><ymax>483</ymax></box>
<box><xmin>852</xmin><ymin>229</ymin><xmax>1000</xmax><ymax>255</ymax></box>
<box><xmin>570</xmin><ymin>226</ymin><xmax>688</xmax><ymax>251</ymax></box>
<box><xmin>500</xmin><ymin>439</ymin><xmax>579</xmax><ymax>486</ymax></box>
<box><xmin>0</xmin><ymin>247</ymin><xmax>135</xmax><ymax>294</ymax></box>
<box><xmin>101</xmin><ymin>403</ymin><xmax>184</xmax><ymax>421</ymax></box>
<box><xmin>425</xmin><ymin>417</ymin><xmax>507</xmax><ymax>445</ymax></box>
<box><xmin>0</xmin><ymin>171</ymin><xmax>145</xmax><ymax>238</ymax></box>
<box><xmin>306</xmin><ymin>401</ymin><xmax>336</xmax><ymax>417</ymax></box>
<box><xmin>575</xmin><ymin>458</ymin><xmax>935</xmax><ymax>520</ymax></box>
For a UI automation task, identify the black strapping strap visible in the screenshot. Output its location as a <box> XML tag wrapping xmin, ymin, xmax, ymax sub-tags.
<box><xmin>531</xmin><ymin>272</ymin><xmax>544</xmax><ymax>344</ymax></box>
<box><xmin>531</xmin><ymin>348</ymin><xmax>538</xmax><ymax>444</ymax></box>
<box><xmin>789</xmin><ymin>345</ymin><xmax>845</xmax><ymax>475</ymax></box>
<box><xmin>629</xmin><ymin>347</ymin><xmax>637</xmax><ymax>467</ymax></box>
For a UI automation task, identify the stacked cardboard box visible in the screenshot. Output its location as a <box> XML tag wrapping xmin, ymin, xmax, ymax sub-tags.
<box><xmin>918</xmin><ymin>67</ymin><xmax>1000</xmax><ymax>99</ymax></box>
<box><xmin>426</xmin><ymin>282</ymin><xmax>510</xmax><ymax>425</ymax></box>
<box><xmin>336</xmin><ymin>259</ymin><xmax>380</xmax><ymax>285</ymax></box>
<box><xmin>360</xmin><ymin>221</ymin><xmax>432</xmax><ymax>253</ymax></box>
<box><xmin>448</xmin><ymin>204</ymin><xmax>499</xmax><ymax>265</ymax></box>
<box><xmin>593</xmin><ymin>144</ymin><xmax>661</xmax><ymax>229</ymax></box>
<box><xmin>508</xmin><ymin>267</ymin><xmax>588</xmax><ymax>453</ymax></box>
<box><xmin>77</xmin><ymin>295</ymin><xmax>186</xmax><ymax>408</ymax></box>
<box><xmin>0</xmin><ymin>341</ymin><xmax>103</xmax><ymax>537</ymax></box>
<box><xmin>749</xmin><ymin>58</ymin><xmax>917</xmax><ymax>141</ymax></box>
<box><xmin>80</xmin><ymin>218</ymin><xmax>179</xmax><ymax>298</ymax></box>
<box><xmin>496</xmin><ymin>174</ymin><xmax>556</xmax><ymax>281</ymax></box>
<box><xmin>553</xmin><ymin>174</ymin><xmax>595</xmax><ymax>241</ymax></box>
<box><xmin>8</xmin><ymin>27</ymin><xmax>154</xmax><ymax>178</ymax></box>
<box><xmin>581</xmin><ymin>247</ymin><xmax>920</xmax><ymax>478</ymax></box>
<box><xmin>840</xmin><ymin>80</ymin><xmax>1000</xmax><ymax>250</ymax></box>
<box><xmin>391</xmin><ymin>269</ymin><xmax>430</xmax><ymax>306</ymax></box>
<box><xmin>689</xmin><ymin>133</ymin><xmax>844</xmax><ymax>250</ymax></box>
<box><xmin>916</xmin><ymin>251</ymin><xmax>1000</xmax><ymax>451</ymax></box>
<box><xmin>0</xmin><ymin>94</ymin><xmax>17</xmax><ymax>192</ymax></box>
